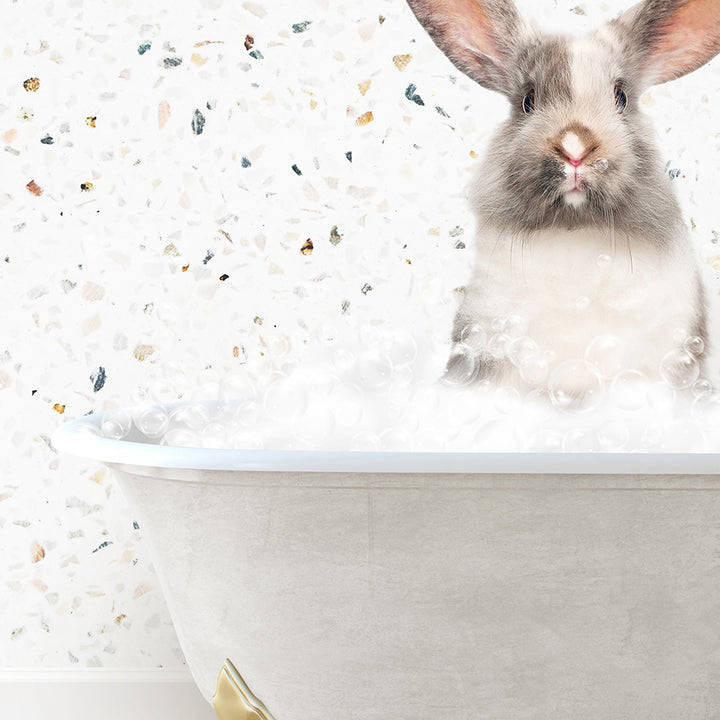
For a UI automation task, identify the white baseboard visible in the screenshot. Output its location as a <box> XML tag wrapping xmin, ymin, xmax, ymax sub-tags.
<box><xmin>0</xmin><ymin>669</ymin><xmax>217</xmax><ymax>720</ymax></box>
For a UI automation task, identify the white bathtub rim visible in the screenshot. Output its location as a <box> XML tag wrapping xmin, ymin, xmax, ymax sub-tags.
<box><xmin>52</xmin><ymin>411</ymin><xmax>720</xmax><ymax>476</ymax></box>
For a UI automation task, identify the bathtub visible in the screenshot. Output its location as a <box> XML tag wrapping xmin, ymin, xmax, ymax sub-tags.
<box><xmin>53</xmin><ymin>406</ymin><xmax>720</xmax><ymax>719</ymax></box>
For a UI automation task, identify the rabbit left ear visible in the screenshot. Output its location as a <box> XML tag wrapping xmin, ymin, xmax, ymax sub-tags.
<box><xmin>405</xmin><ymin>0</ymin><xmax>531</xmax><ymax>96</ymax></box>
<box><xmin>615</xmin><ymin>0</ymin><xmax>720</xmax><ymax>85</ymax></box>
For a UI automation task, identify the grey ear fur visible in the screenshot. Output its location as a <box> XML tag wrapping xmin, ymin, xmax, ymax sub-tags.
<box><xmin>611</xmin><ymin>0</ymin><xmax>720</xmax><ymax>86</ymax></box>
<box><xmin>405</xmin><ymin>0</ymin><xmax>531</xmax><ymax>96</ymax></box>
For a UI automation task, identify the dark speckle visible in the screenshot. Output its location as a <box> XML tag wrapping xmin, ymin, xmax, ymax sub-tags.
<box><xmin>248</xmin><ymin>49</ymin><xmax>263</xmax><ymax>60</ymax></box>
<box><xmin>345</xmin><ymin>151</ymin><xmax>352</xmax><ymax>162</ymax></box>
<box><xmin>241</xmin><ymin>156</ymin><xmax>251</xmax><ymax>168</ymax></box>
<box><xmin>291</xmin><ymin>164</ymin><xmax>302</xmax><ymax>176</ymax></box>
<box><xmin>219</xmin><ymin>273</ymin><xmax>229</xmax><ymax>281</ymax></box>
<box><xmin>435</xmin><ymin>106</ymin><xmax>450</xmax><ymax>117</ymax></box>
<box><xmin>90</xmin><ymin>367</ymin><xmax>106</xmax><ymax>393</ymax></box>
<box><xmin>191</xmin><ymin>109</ymin><xmax>205</xmax><ymax>135</ymax></box>
<box><xmin>292</xmin><ymin>21</ymin><xmax>312</xmax><ymax>33</ymax></box>
<box><xmin>133</xmin><ymin>521</ymin><xmax>140</xmax><ymax>530</ymax></box>
<box><xmin>138</xmin><ymin>42</ymin><xmax>152</xmax><ymax>55</ymax></box>
<box><xmin>668</xmin><ymin>168</ymin><xmax>681</xmax><ymax>180</ymax></box>
<box><xmin>405</xmin><ymin>84</ymin><xmax>425</xmax><ymax>106</ymax></box>
<box><xmin>203</xmin><ymin>249</ymin><xmax>214</xmax><ymax>264</ymax></box>
<box><xmin>92</xmin><ymin>541</ymin><xmax>113</xmax><ymax>553</ymax></box>
<box><xmin>361</xmin><ymin>283</ymin><xmax>373</xmax><ymax>295</ymax></box>
<box><xmin>163</xmin><ymin>57</ymin><xmax>182</xmax><ymax>68</ymax></box>
<box><xmin>40</xmin><ymin>134</ymin><xmax>54</xmax><ymax>145</ymax></box>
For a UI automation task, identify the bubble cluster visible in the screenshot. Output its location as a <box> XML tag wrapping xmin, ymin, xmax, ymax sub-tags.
<box><xmin>97</xmin><ymin>321</ymin><xmax>720</xmax><ymax>455</ymax></box>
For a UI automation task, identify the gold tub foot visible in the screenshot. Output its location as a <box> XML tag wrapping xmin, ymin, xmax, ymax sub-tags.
<box><xmin>213</xmin><ymin>659</ymin><xmax>276</xmax><ymax>720</ymax></box>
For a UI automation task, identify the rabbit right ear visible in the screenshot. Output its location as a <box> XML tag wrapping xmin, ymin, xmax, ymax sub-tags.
<box><xmin>405</xmin><ymin>0</ymin><xmax>529</xmax><ymax>95</ymax></box>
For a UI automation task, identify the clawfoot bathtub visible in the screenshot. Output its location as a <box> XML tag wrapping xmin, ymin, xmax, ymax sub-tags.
<box><xmin>54</xmin><ymin>407</ymin><xmax>720</xmax><ymax>719</ymax></box>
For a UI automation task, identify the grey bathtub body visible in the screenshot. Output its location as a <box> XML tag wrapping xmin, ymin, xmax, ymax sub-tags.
<box><xmin>54</xmin><ymin>413</ymin><xmax>720</xmax><ymax>719</ymax></box>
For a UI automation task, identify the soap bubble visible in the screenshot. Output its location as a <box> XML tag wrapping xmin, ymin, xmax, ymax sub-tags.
<box><xmin>379</xmin><ymin>427</ymin><xmax>412</xmax><ymax>451</ymax></box>
<box><xmin>494</xmin><ymin>385</ymin><xmax>522</xmax><ymax>414</ymax></box>
<box><xmin>565</xmin><ymin>428</ymin><xmax>596</xmax><ymax>452</ymax></box>
<box><xmin>332</xmin><ymin>347</ymin><xmax>356</xmax><ymax>375</ymax></box>
<box><xmin>201</xmin><ymin>422</ymin><xmax>227</xmax><ymax>448</ymax></box>
<box><xmin>594</xmin><ymin>157</ymin><xmax>609</xmax><ymax>173</ymax></box>
<box><xmin>169</xmin><ymin>403</ymin><xmax>210</xmax><ymax>431</ymax></box>
<box><xmin>267</xmin><ymin>334</ymin><xmax>292</xmax><ymax>360</ymax></box>
<box><xmin>610</xmin><ymin>370</ymin><xmax>649</xmax><ymax>411</ymax></box>
<box><xmin>263</xmin><ymin>378</ymin><xmax>308</xmax><ymax>421</ymax></box>
<box><xmin>163</xmin><ymin>428</ymin><xmax>201</xmax><ymax>448</ymax></box>
<box><xmin>597</xmin><ymin>420</ymin><xmax>629</xmax><ymax>450</ymax></box>
<box><xmin>134</xmin><ymin>405</ymin><xmax>169</xmax><ymax>438</ymax></box>
<box><xmin>525</xmin><ymin>429</ymin><xmax>564</xmax><ymax>452</ymax></box>
<box><xmin>487</xmin><ymin>333</ymin><xmax>512</xmax><ymax>359</ymax></box>
<box><xmin>357</xmin><ymin>349</ymin><xmax>393</xmax><ymax>389</ymax></box>
<box><xmin>351</xmin><ymin>431</ymin><xmax>381</xmax><ymax>451</ymax></box>
<box><xmin>101</xmin><ymin>410</ymin><xmax>132</xmax><ymax>440</ymax></box>
<box><xmin>692</xmin><ymin>378</ymin><xmax>714</xmax><ymax>401</ymax></box>
<box><xmin>219</xmin><ymin>371</ymin><xmax>256</xmax><ymax>404</ymax></box>
<box><xmin>519</xmin><ymin>353</ymin><xmax>549</xmax><ymax>385</ymax></box>
<box><xmin>684</xmin><ymin>335</ymin><xmax>705</xmax><ymax>357</ymax></box>
<box><xmin>380</xmin><ymin>331</ymin><xmax>417</xmax><ymax>367</ymax></box>
<box><xmin>328</xmin><ymin>383</ymin><xmax>364</xmax><ymax>427</ymax></box>
<box><xmin>548</xmin><ymin>359</ymin><xmax>604</xmax><ymax>413</ymax></box>
<box><xmin>234</xmin><ymin>400</ymin><xmax>263</xmax><ymax>429</ymax></box>
<box><xmin>459</xmin><ymin>324</ymin><xmax>487</xmax><ymax>353</ymax></box>
<box><xmin>586</xmin><ymin>334</ymin><xmax>626</xmax><ymax>378</ymax></box>
<box><xmin>442</xmin><ymin>345</ymin><xmax>477</xmax><ymax>387</ymax></box>
<box><xmin>663</xmin><ymin>419</ymin><xmax>706</xmax><ymax>452</ymax></box>
<box><xmin>647</xmin><ymin>381</ymin><xmax>676</xmax><ymax>412</ymax></box>
<box><xmin>659</xmin><ymin>349</ymin><xmax>699</xmax><ymax>390</ymax></box>
<box><xmin>491</xmin><ymin>316</ymin><xmax>507</xmax><ymax>333</ymax></box>
<box><xmin>504</xmin><ymin>315</ymin><xmax>529</xmax><ymax>338</ymax></box>
<box><xmin>509</xmin><ymin>336</ymin><xmax>538</xmax><ymax>367</ymax></box>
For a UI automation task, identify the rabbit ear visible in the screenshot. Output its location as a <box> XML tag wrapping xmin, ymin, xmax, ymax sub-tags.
<box><xmin>616</xmin><ymin>0</ymin><xmax>720</xmax><ymax>85</ymax></box>
<box><xmin>405</xmin><ymin>0</ymin><xmax>528</xmax><ymax>95</ymax></box>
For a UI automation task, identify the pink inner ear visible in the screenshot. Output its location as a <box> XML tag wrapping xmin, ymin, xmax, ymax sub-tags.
<box><xmin>649</xmin><ymin>0</ymin><xmax>720</xmax><ymax>83</ymax></box>
<box><xmin>410</xmin><ymin>0</ymin><xmax>508</xmax><ymax>63</ymax></box>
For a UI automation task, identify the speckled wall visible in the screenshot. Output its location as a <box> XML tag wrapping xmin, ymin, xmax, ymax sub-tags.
<box><xmin>2</xmin><ymin>0</ymin><xmax>719</xmax><ymax>670</ymax></box>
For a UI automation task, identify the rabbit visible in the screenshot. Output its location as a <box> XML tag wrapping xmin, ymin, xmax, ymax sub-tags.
<box><xmin>404</xmin><ymin>0</ymin><xmax>720</xmax><ymax>396</ymax></box>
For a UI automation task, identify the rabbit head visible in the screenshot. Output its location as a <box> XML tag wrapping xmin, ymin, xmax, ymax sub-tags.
<box><xmin>405</xmin><ymin>0</ymin><xmax>720</xmax><ymax>243</ymax></box>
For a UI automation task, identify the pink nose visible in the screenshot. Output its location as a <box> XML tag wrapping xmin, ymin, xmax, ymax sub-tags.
<box><xmin>565</xmin><ymin>153</ymin><xmax>585</xmax><ymax>168</ymax></box>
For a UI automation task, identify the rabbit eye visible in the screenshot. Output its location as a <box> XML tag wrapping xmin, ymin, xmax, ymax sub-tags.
<box><xmin>614</xmin><ymin>83</ymin><xmax>628</xmax><ymax>112</ymax></box>
<box><xmin>522</xmin><ymin>88</ymin><xmax>535</xmax><ymax>114</ymax></box>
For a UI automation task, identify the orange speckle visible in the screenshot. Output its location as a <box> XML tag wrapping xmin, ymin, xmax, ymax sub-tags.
<box><xmin>356</xmin><ymin>111</ymin><xmax>374</xmax><ymax>127</ymax></box>
<box><xmin>89</xmin><ymin>469</ymin><xmax>105</xmax><ymax>484</ymax></box>
<box><xmin>114</xmin><ymin>614</ymin><xmax>127</xmax><ymax>625</ymax></box>
<box><xmin>191</xmin><ymin>53</ymin><xmax>208</xmax><ymax>66</ymax></box>
<box><xmin>358</xmin><ymin>79</ymin><xmax>371</xmax><ymax>96</ymax></box>
<box><xmin>233</xmin><ymin>346</ymin><xmax>240</xmax><ymax>358</ymax></box>
<box><xmin>300</xmin><ymin>238</ymin><xmax>314</xmax><ymax>255</ymax></box>
<box><xmin>53</xmin><ymin>403</ymin><xmax>65</xmax><ymax>414</ymax></box>
<box><xmin>133</xmin><ymin>583</ymin><xmax>150</xmax><ymax>599</ymax></box>
<box><xmin>23</xmin><ymin>77</ymin><xmax>40</xmax><ymax>92</ymax></box>
<box><xmin>26</xmin><ymin>180</ymin><xmax>44</xmax><ymax>197</ymax></box>
<box><xmin>392</xmin><ymin>54</ymin><xmax>412</xmax><ymax>71</ymax></box>
<box><xmin>31</xmin><ymin>541</ymin><xmax>45</xmax><ymax>563</ymax></box>
<box><xmin>158</xmin><ymin>100</ymin><xmax>171</xmax><ymax>129</ymax></box>
<box><xmin>3</xmin><ymin>129</ymin><xmax>17</xmax><ymax>143</ymax></box>
<box><xmin>182</xmin><ymin>263</ymin><xmax>190</xmax><ymax>272</ymax></box>
<box><xmin>133</xmin><ymin>344</ymin><xmax>155</xmax><ymax>361</ymax></box>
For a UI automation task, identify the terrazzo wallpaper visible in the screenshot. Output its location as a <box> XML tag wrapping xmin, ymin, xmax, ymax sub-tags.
<box><xmin>2</xmin><ymin>0</ymin><xmax>720</xmax><ymax>670</ymax></box>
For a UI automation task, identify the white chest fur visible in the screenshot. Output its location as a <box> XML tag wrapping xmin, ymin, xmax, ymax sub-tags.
<box><xmin>458</xmin><ymin>226</ymin><xmax>702</xmax><ymax>382</ymax></box>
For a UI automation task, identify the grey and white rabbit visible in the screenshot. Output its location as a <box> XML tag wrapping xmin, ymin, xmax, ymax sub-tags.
<box><xmin>405</xmin><ymin>0</ymin><xmax>720</xmax><ymax>393</ymax></box>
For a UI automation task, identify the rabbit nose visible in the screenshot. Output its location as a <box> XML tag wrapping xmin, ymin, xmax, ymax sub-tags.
<box><xmin>556</xmin><ymin>127</ymin><xmax>598</xmax><ymax>167</ymax></box>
